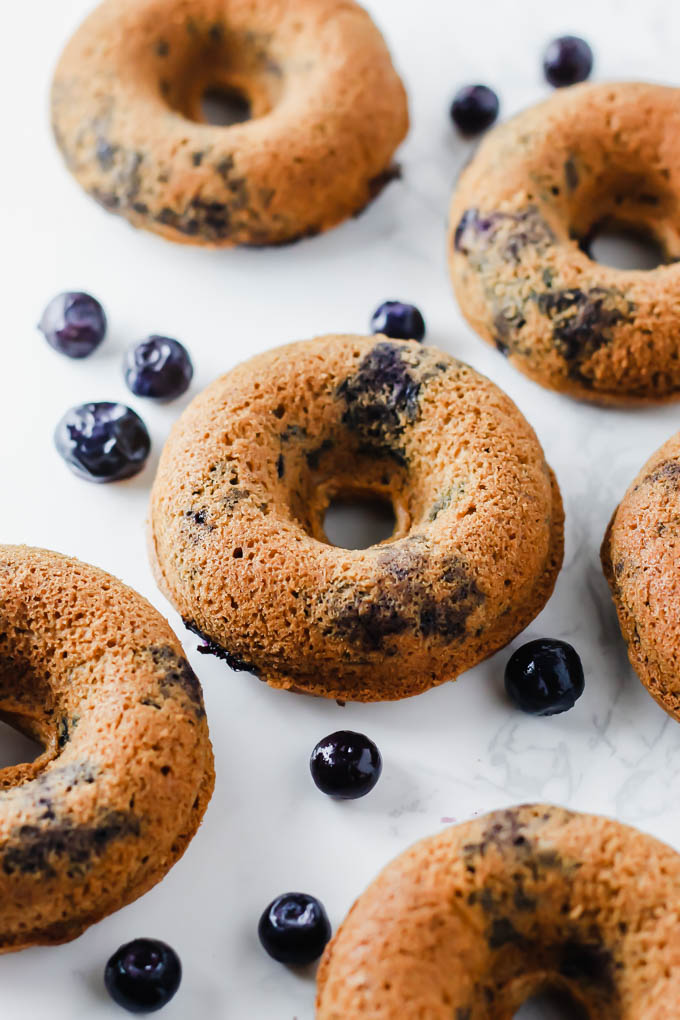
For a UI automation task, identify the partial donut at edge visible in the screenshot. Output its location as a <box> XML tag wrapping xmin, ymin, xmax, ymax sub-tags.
<box><xmin>0</xmin><ymin>545</ymin><xmax>214</xmax><ymax>951</ymax></box>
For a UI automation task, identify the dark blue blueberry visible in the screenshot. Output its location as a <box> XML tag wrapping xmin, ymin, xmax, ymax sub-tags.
<box><xmin>505</xmin><ymin>639</ymin><xmax>585</xmax><ymax>716</ymax></box>
<box><xmin>370</xmin><ymin>301</ymin><xmax>425</xmax><ymax>342</ymax></box>
<box><xmin>310</xmin><ymin>730</ymin><xmax>382</xmax><ymax>799</ymax></box>
<box><xmin>104</xmin><ymin>938</ymin><xmax>181</xmax><ymax>1013</ymax></box>
<box><xmin>543</xmin><ymin>36</ymin><xmax>593</xmax><ymax>88</ymax></box>
<box><xmin>54</xmin><ymin>402</ymin><xmax>151</xmax><ymax>482</ymax></box>
<box><xmin>450</xmin><ymin>85</ymin><xmax>499</xmax><ymax>135</ymax></box>
<box><xmin>38</xmin><ymin>291</ymin><xmax>107</xmax><ymax>358</ymax></box>
<box><xmin>124</xmin><ymin>336</ymin><xmax>193</xmax><ymax>401</ymax></box>
<box><xmin>258</xmin><ymin>893</ymin><xmax>331</xmax><ymax>966</ymax></box>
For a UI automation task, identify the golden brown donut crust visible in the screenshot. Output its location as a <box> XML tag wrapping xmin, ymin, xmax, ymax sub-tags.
<box><xmin>601</xmin><ymin>432</ymin><xmax>680</xmax><ymax>721</ymax></box>
<box><xmin>51</xmin><ymin>0</ymin><xmax>408</xmax><ymax>246</ymax></box>
<box><xmin>316</xmin><ymin>804</ymin><xmax>680</xmax><ymax>1019</ymax></box>
<box><xmin>0</xmin><ymin>545</ymin><xmax>214</xmax><ymax>951</ymax></box>
<box><xmin>449</xmin><ymin>82</ymin><xmax>680</xmax><ymax>404</ymax></box>
<box><xmin>148</xmin><ymin>335</ymin><xmax>563</xmax><ymax>702</ymax></box>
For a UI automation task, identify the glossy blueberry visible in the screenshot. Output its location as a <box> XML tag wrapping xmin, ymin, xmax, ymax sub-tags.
<box><xmin>54</xmin><ymin>402</ymin><xmax>151</xmax><ymax>482</ymax></box>
<box><xmin>38</xmin><ymin>291</ymin><xmax>107</xmax><ymax>358</ymax></box>
<box><xmin>505</xmin><ymin>639</ymin><xmax>585</xmax><ymax>716</ymax></box>
<box><xmin>450</xmin><ymin>85</ymin><xmax>499</xmax><ymax>135</ymax></box>
<box><xmin>258</xmin><ymin>893</ymin><xmax>331</xmax><ymax>966</ymax></box>
<box><xmin>310</xmin><ymin>730</ymin><xmax>382</xmax><ymax>799</ymax></box>
<box><xmin>124</xmin><ymin>336</ymin><xmax>193</xmax><ymax>401</ymax></box>
<box><xmin>370</xmin><ymin>301</ymin><xmax>425</xmax><ymax>342</ymax></box>
<box><xmin>104</xmin><ymin>938</ymin><xmax>181</xmax><ymax>1014</ymax></box>
<box><xmin>543</xmin><ymin>36</ymin><xmax>593</xmax><ymax>88</ymax></box>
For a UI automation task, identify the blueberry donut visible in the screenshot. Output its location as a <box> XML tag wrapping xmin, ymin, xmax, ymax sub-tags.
<box><xmin>0</xmin><ymin>545</ymin><xmax>214</xmax><ymax>951</ymax></box>
<box><xmin>149</xmin><ymin>335</ymin><xmax>563</xmax><ymax>701</ymax></box>
<box><xmin>602</xmin><ymin>432</ymin><xmax>680</xmax><ymax>721</ymax></box>
<box><xmin>51</xmin><ymin>0</ymin><xmax>408</xmax><ymax>247</ymax></box>
<box><xmin>449</xmin><ymin>82</ymin><xmax>680</xmax><ymax>403</ymax></box>
<box><xmin>317</xmin><ymin>804</ymin><xmax>680</xmax><ymax>1017</ymax></box>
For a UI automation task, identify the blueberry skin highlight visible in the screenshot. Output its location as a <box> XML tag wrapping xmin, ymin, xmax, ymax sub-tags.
<box><xmin>505</xmin><ymin>639</ymin><xmax>585</xmax><ymax>716</ymax></box>
<box><xmin>38</xmin><ymin>291</ymin><xmax>107</xmax><ymax>358</ymax></box>
<box><xmin>370</xmin><ymin>301</ymin><xmax>426</xmax><ymax>342</ymax></box>
<box><xmin>450</xmin><ymin>85</ymin><xmax>499</xmax><ymax>135</ymax></box>
<box><xmin>258</xmin><ymin>892</ymin><xmax>332</xmax><ymax>966</ymax></box>
<box><xmin>310</xmin><ymin>730</ymin><xmax>383</xmax><ymax>799</ymax></box>
<box><xmin>124</xmin><ymin>336</ymin><xmax>194</xmax><ymax>401</ymax></box>
<box><xmin>104</xmin><ymin>938</ymin><xmax>181</xmax><ymax>1013</ymax></box>
<box><xmin>543</xmin><ymin>36</ymin><xmax>594</xmax><ymax>88</ymax></box>
<box><xmin>54</xmin><ymin>401</ymin><xmax>151</xmax><ymax>482</ymax></box>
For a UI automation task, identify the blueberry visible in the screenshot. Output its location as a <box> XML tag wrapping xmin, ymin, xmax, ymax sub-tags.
<box><xmin>258</xmin><ymin>893</ymin><xmax>331</xmax><ymax>966</ymax></box>
<box><xmin>543</xmin><ymin>36</ymin><xmax>593</xmax><ymax>88</ymax></box>
<box><xmin>54</xmin><ymin>402</ymin><xmax>151</xmax><ymax>482</ymax></box>
<box><xmin>505</xmin><ymin>639</ymin><xmax>585</xmax><ymax>716</ymax></box>
<box><xmin>104</xmin><ymin>938</ymin><xmax>181</xmax><ymax>1014</ymax></box>
<box><xmin>124</xmin><ymin>336</ymin><xmax>193</xmax><ymax>401</ymax></box>
<box><xmin>38</xmin><ymin>291</ymin><xmax>107</xmax><ymax>358</ymax></box>
<box><xmin>370</xmin><ymin>302</ymin><xmax>425</xmax><ymax>342</ymax></box>
<box><xmin>310</xmin><ymin>730</ymin><xmax>382</xmax><ymax>799</ymax></box>
<box><xmin>450</xmin><ymin>85</ymin><xmax>499</xmax><ymax>135</ymax></box>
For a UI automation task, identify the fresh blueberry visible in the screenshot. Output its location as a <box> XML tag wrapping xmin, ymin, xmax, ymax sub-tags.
<box><xmin>543</xmin><ymin>36</ymin><xmax>593</xmax><ymax>88</ymax></box>
<box><xmin>38</xmin><ymin>291</ymin><xmax>107</xmax><ymax>358</ymax></box>
<box><xmin>505</xmin><ymin>639</ymin><xmax>585</xmax><ymax>716</ymax></box>
<box><xmin>258</xmin><ymin>893</ymin><xmax>331</xmax><ymax>966</ymax></box>
<box><xmin>370</xmin><ymin>301</ymin><xmax>425</xmax><ymax>342</ymax></box>
<box><xmin>310</xmin><ymin>730</ymin><xmax>382</xmax><ymax>799</ymax></box>
<box><xmin>54</xmin><ymin>402</ymin><xmax>151</xmax><ymax>482</ymax></box>
<box><xmin>450</xmin><ymin>85</ymin><xmax>499</xmax><ymax>135</ymax></box>
<box><xmin>124</xmin><ymin>336</ymin><xmax>193</xmax><ymax>401</ymax></box>
<box><xmin>104</xmin><ymin>938</ymin><xmax>181</xmax><ymax>1014</ymax></box>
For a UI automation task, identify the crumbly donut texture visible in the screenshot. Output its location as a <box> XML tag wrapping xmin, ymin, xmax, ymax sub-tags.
<box><xmin>51</xmin><ymin>0</ymin><xmax>408</xmax><ymax>246</ymax></box>
<box><xmin>316</xmin><ymin>804</ymin><xmax>680</xmax><ymax>1018</ymax></box>
<box><xmin>0</xmin><ymin>545</ymin><xmax>214</xmax><ymax>951</ymax></box>
<box><xmin>602</xmin><ymin>432</ymin><xmax>680</xmax><ymax>722</ymax></box>
<box><xmin>149</xmin><ymin>335</ymin><xmax>564</xmax><ymax>702</ymax></box>
<box><xmin>449</xmin><ymin>82</ymin><xmax>680</xmax><ymax>404</ymax></box>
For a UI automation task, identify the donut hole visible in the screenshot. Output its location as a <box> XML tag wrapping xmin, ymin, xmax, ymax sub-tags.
<box><xmin>0</xmin><ymin>658</ymin><xmax>56</xmax><ymax>780</ymax></box>
<box><xmin>0</xmin><ymin>714</ymin><xmax>43</xmax><ymax>770</ymax></box>
<box><xmin>567</xmin><ymin>164</ymin><xmax>680</xmax><ymax>266</ymax></box>
<box><xmin>582</xmin><ymin>219</ymin><xmax>666</xmax><ymax>270</ymax></box>
<box><xmin>293</xmin><ymin>442</ymin><xmax>412</xmax><ymax>547</ymax></box>
<box><xmin>514</xmin><ymin>988</ymin><xmax>589</xmax><ymax>1019</ymax></box>
<box><xmin>323</xmin><ymin>492</ymin><xmax>397</xmax><ymax>549</ymax></box>
<box><xmin>158</xmin><ymin>26</ymin><xmax>283</xmax><ymax>125</ymax></box>
<box><xmin>201</xmin><ymin>85</ymin><xmax>252</xmax><ymax>126</ymax></box>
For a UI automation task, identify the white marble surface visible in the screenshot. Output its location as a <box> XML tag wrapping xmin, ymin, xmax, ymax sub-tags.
<box><xmin>4</xmin><ymin>0</ymin><xmax>680</xmax><ymax>1016</ymax></box>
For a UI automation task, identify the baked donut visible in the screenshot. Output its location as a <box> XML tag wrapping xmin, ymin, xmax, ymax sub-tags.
<box><xmin>148</xmin><ymin>334</ymin><xmax>564</xmax><ymax>702</ymax></box>
<box><xmin>51</xmin><ymin>0</ymin><xmax>408</xmax><ymax>247</ymax></box>
<box><xmin>449</xmin><ymin>82</ymin><xmax>680</xmax><ymax>404</ymax></box>
<box><xmin>316</xmin><ymin>803</ymin><xmax>680</xmax><ymax>1018</ymax></box>
<box><xmin>0</xmin><ymin>545</ymin><xmax>214</xmax><ymax>951</ymax></box>
<box><xmin>602</xmin><ymin>431</ymin><xmax>680</xmax><ymax>721</ymax></box>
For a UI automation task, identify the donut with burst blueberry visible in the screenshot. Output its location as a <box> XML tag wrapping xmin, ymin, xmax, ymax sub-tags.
<box><xmin>317</xmin><ymin>804</ymin><xmax>680</xmax><ymax>1017</ymax></box>
<box><xmin>51</xmin><ymin>0</ymin><xmax>408</xmax><ymax>247</ymax></box>
<box><xmin>449</xmin><ymin>82</ymin><xmax>680</xmax><ymax>403</ymax></box>
<box><xmin>149</xmin><ymin>334</ymin><xmax>563</xmax><ymax>701</ymax></box>
<box><xmin>603</xmin><ymin>430</ymin><xmax>680</xmax><ymax>723</ymax></box>
<box><xmin>0</xmin><ymin>545</ymin><xmax>213</xmax><ymax>951</ymax></box>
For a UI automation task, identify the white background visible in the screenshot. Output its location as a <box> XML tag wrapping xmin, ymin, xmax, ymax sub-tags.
<box><xmin>3</xmin><ymin>0</ymin><xmax>680</xmax><ymax>1016</ymax></box>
